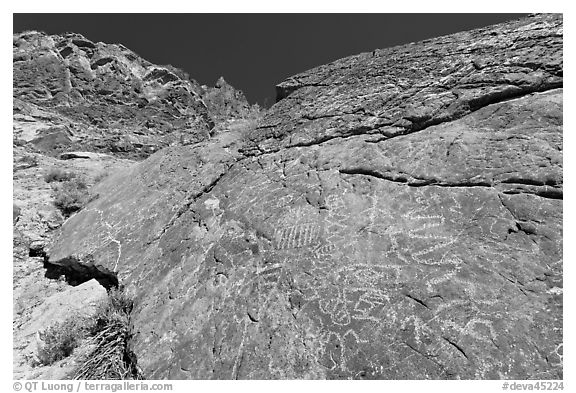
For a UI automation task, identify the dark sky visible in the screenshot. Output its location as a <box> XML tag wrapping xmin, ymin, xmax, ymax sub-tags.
<box><xmin>13</xmin><ymin>14</ymin><xmax>527</xmax><ymax>107</ymax></box>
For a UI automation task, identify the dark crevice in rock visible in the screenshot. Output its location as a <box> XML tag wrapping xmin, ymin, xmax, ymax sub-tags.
<box><xmin>301</xmin><ymin>107</ymin><xmax>375</xmax><ymax>121</ymax></box>
<box><xmin>302</xmin><ymin>113</ymin><xmax>342</xmax><ymax>121</ymax></box>
<box><xmin>442</xmin><ymin>337</ymin><xmax>469</xmax><ymax>361</ymax></box>
<box><xmin>122</xmin><ymin>339</ymin><xmax>144</xmax><ymax>380</ymax></box>
<box><xmin>497</xmin><ymin>271</ymin><xmax>516</xmax><ymax>284</ymax></box>
<box><xmin>498</xmin><ymin>193</ymin><xmax>519</xmax><ymax>221</ymax></box>
<box><xmin>395</xmin><ymin>83</ymin><xmax>562</xmax><ymax>136</ymax></box>
<box><xmin>514</xmin><ymin>222</ymin><xmax>537</xmax><ymax>237</ymax></box>
<box><xmin>146</xmin><ymin>167</ymin><xmax>232</xmax><ymax>246</ymax></box>
<box><xmin>497</xmin><ymin>272</ymin><xmax>532</xmax><ymax>297</ymax></box>
<box><xmin>502</xmin><ymin>188</ymin><xmax>563</xmax><ymax>200</ymax></box>
<box><xmin>258</xmin><ymin>85</ymin><xmax>562</xmax><ymax>158</ymax></box>
<box><xmin>41</xmin><ymin>251</ymin><xmax>142</xmax><ymax>376</ymax></box>
<box><xmin>90</xmin><ymin>57</ymin><xmax>115</xmax><ymax>69</ymax></box>
<box><xmin>506</xmin><ymin>221</ymin><xmax>538</xmax><ymax>239</ymax></box>
<box><xmin>289</xmin><ymin>124</ymin><xmax>385</xmax><ymax>149</ymax></box>
<box><xmin>534</xmin><ymin>189</ymin><xmax>563</xmax><ymax>200</ymax></box>
<box><xmin>29</xmin><ymin>245</ymin><xmax>46</xmax><ymax>258</ymax></box>
<box><xmin>43</xmin><ymin>255</ymin><xmax>118</xmax><ymax>290</ymax></box>
<box><xmin>72</xmin><ymin>38</ymin><xmax>96</xmax><ymax>49</ymax></box>
<box><xmin>500</xmin><ymin>177</ymin><xmax>561</xmax><ymax>187</ymax></box>
<box><xmin>247</xmin><ymin>311</ymin><xmax>259</xmax><ymax>323</ymax></box>
<box><xmin>403</xmin><ymin>341</ymin><xmax>445</xmax><ymax>370</ymax></box>
<box><xmin>404</xmin><ymin>293</ymin><xmax>430</xmax><ymax>310</ymax></box>
<box><xmin>241</xmin><ymin>124</ymin><xmax>391</xmax><ymax>157</ymax></box>
<box><xmin>339</xmin><ymin>168</ymin><xmax>563</xmax><ymax>201</ymax></box>
<box><xmin>338</xmin><ymin>167</ymin><xmax>490</xmax><ymax>188</ymax></box>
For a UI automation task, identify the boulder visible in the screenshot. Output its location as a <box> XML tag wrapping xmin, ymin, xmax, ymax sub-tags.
<box><xmin>21</xmin><ymin>279</ymin><xmax>107</xmax><ymax>340</ymax></box>
<box><xmin>17</xmin><ymin>279</ymin><xmax>107</xmax><ymax>377</ymax></box>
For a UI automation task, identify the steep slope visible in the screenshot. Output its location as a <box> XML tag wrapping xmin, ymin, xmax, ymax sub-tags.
<box><xmin>46</xmin><ymin>14</ymin><xmax>563</xmax><ymax>379</ymax></box>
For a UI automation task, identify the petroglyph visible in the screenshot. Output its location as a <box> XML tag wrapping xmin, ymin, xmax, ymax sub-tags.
<box><xmin>204</xmin><ymin>197</ymin><xmax>221</xmax><ymax>215</ymax></box>
<box><xmin>43</xmin><ymin>14</ymin><xmax>563</xmax><ymax>379</ymax></box>
<box><xmin>274</xmin><ymin>222</ymin><xmax>321</xmax><ymax>250</ymax></box>
<box><xmin>253</xmin><ymin>178</ymin><xmax>532</xmax><ymax>375</ymax></box>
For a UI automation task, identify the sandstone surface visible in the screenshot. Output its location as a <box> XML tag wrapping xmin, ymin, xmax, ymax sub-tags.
<box><xmin>43</xmin><ymin>14</ymin><xmax>563</xmax><ymax>379</ymax></box>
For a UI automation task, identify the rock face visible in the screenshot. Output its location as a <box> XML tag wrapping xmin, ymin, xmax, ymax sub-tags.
<box><xmin>13</xmin><ymin>31</ymin><xmax>255</xmax><ymax>159</ymax></box>
<box><xmin>47</xmin><ymin>14</ymin><xmax>562</xmax><ymax>379</ymax></box>
<box><xmin>202</xmin><ymin>77</ymin><xmax>254</xmax><ymax>123</ymax></box>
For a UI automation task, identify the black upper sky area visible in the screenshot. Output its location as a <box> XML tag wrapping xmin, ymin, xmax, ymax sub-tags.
<box><xmin>14</xmin><ymin>14</ymin><xmax>527</xmax><ymax>107</ymax></box>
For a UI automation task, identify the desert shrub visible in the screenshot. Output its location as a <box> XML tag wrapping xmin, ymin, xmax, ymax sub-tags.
<box><xmin>74</xmin><ymin>288</ymin><xmax>142</xmax><ymax>380</ymax></box>
<box><xmin>107</xmin><ymin>287</ymin><xmax>134</xmax><ymax>315</ymax></box>
<box><xmin>35</xmin><ymin>287</ymin><xmax>140</xmax><ymax>379</ymax></box>
<box><xmin>88</xmin><ymin>287</ymin><xmax>133</xmax><ymax>333</ymax></box>
<box><xmin>34</xmin><ymin>287</ymin><xmax>140</xmax><ymax>379</ymax></box>
<box><xmin>36</xmin><ymin>316</ymin><xmax>93</xmax><ymax>366</ymax></box>
<box><xmin>44</xmin><ymin>168</ymin><xmax>76</xmax><ymax>183</ymax></box>
<box><xmin>93</xmin><ymin>171</ymin><xmax>109</xmax><ymax>183</ymax></box>
<box><xmin>53</xmin><ymin>178</ymin><xmax>90</xmax><ymax>217</ymax></box>
<box><xmin>17</xmin><ymin>154</ymin><xmax>39</xmax><ymax>169</ymax></box>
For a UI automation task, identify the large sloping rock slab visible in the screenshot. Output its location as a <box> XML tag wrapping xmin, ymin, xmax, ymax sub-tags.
<box><xmin>244</xmin><ymin>14</ymin><xmax>562</xmax><ymax>155</ymax></box>
<box><xmin>47</xmin><ymin>14</ymin><xmax>562</xmax><ymax>379</ymax></box>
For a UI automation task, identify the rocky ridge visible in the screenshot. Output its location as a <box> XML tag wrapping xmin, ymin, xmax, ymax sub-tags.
<box><xmin>13</xmin><ymin>31</ymin><xmax>256</xmax><ymax>159</ymax></box>
<box><xmin>19</xmin><ymin>14</ymin><xmax>563</xmax><ymax>379</ymax></box>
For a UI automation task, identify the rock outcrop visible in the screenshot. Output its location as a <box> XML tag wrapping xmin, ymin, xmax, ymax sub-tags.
<box><xmin>46</xmin><ymin>14</ymin><xmax>562</xmax><ymax>379</ymax></box>
<box><xmin>202</xmin><ymin>76</ymin><xmax>255</xmax><ymax>123</ymax></box>
<box><xmin>13</xmin><ymin>31</ymin><xmax>255</xmax><ymax>159</ymax></box>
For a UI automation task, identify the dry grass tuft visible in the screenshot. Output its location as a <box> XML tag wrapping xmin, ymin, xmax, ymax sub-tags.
<box><xmin>73</xmin><ymin>288</ymin><xmax>142</xmax><ymax>380</ymax></box>
<box><xmin>33</xmin><ymin>287</ymin><xmax>141</xmax><ymax>379</ymax></box>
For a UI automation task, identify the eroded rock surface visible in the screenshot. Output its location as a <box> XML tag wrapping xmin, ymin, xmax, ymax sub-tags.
<box><xmin>47</xmin><ymin>14</ymin><xmax>563</xmax><ymax>379</ymax></box>
<box><xmin>13</xmin><ymin>31</ymin><xmax>256</xmax><ymax>159</ymax></box>
<box><xmin>202</xmin><ymin>76</ymin><xmax>255</xmax><ymax>123</ymax></box>
<box><xmin>12</xmin><ymin>144</ymin><xmax>133</xmax><ymax>379</ymax></box>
